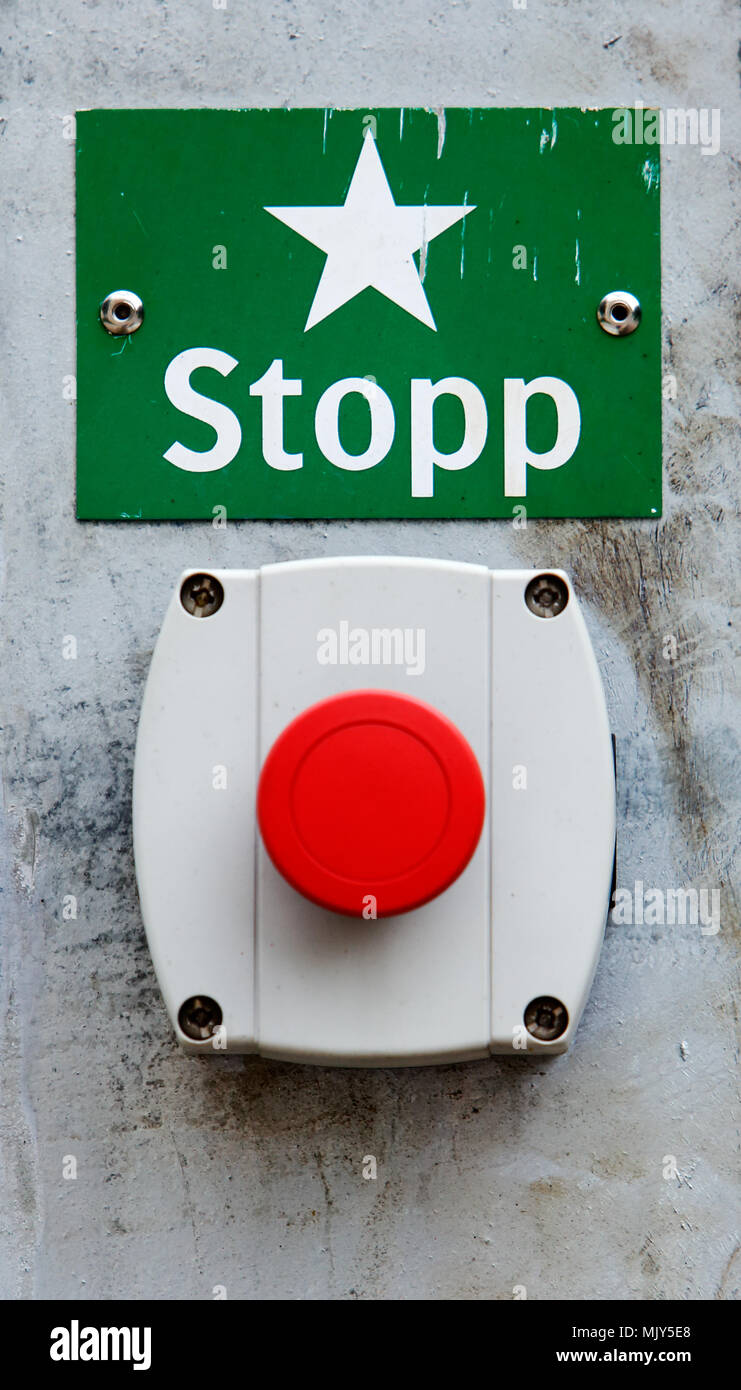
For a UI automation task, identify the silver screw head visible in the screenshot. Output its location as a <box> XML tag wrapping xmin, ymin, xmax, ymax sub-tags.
<box><xmin>180</xmin><ymin>573</ymin><xmax>225</xmax><ymax>618</ymax></box>
<box><xmin>524</xmin><ymin>996</ymin><xmax>569</xmax><ymax>1042</ymax></box>
<box><xmin>100</xmin><ymin>290</ymin><xmax>144</xmax><ymax>336</ymax></box>
<box><xmin>525</xmin><ymin>573</ymin><xmax>569</xmax><ymax>619</ymax></box>
<box><xmin>178</xmin><ymin>996</ymin><xmax>223</xmax><ymax>1041</ymax></box>
<box><xmin>597</xmin><ymin>290</ymin><xmax>641</xmax><ymax>336</ymax></box>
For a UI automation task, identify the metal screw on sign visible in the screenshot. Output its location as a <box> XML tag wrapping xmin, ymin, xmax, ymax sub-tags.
<box><xmin>100</xmin><ymin>290</ymin><xmax>144</xmax><ymax>336</ymax></box>
<box><xmin>597</xmin><ymin>290</ymin><xmax>641</xmax><ymax>336</ymax></box>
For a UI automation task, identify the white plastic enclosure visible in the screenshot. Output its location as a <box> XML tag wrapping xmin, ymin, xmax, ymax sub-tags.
<box><xmin>133</xmin><ymin>559</ymin><xmax>615</xmax><ymax>1064</ymax></box>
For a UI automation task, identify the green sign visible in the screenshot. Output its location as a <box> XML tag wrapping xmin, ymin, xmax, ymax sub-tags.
<box><xmin>76</xmin><ymin>108</ymin><xmax>661</xmax><ymax>520</ymax></box>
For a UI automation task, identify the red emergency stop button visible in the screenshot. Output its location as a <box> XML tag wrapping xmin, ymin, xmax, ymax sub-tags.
<box><xmin>257</xmin><ymin>690</ymin><xmax>485</xmax><ymax>917</ymax></box>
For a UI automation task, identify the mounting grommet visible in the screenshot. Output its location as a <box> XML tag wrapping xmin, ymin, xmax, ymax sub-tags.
<box><xmin>597</xmin><ymin>290</ymin><xmax>641</xmax><ymax>337</ymax></box>
<box><xmin>100</xmin><ymin>290</ymin><xmax>144</xmax><ymax>336</ymax></box>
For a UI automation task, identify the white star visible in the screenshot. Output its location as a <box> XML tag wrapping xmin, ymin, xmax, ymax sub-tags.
<box><xmin>265</xmin><ymin>131</ymin><xmax>475</xmax><ymax>331</ymax></box>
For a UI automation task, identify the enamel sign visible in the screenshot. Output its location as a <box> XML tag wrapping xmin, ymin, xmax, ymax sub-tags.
<box><xmin>75</xmin><ymin>108</ymin><xmax>661</xmax><ymax>519</ymax></box>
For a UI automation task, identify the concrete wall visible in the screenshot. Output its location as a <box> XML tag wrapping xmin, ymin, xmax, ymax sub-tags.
<box><xmin>0</xmin><ymin>0</ymin><xmax>738</xmax><ymax>1299</ymax></box>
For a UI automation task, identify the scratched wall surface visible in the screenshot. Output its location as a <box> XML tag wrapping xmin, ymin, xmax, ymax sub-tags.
<box><xmin>0</xmin><ymin>0</ymin><xmax>739</xmax><ymax>1301</ymax></box>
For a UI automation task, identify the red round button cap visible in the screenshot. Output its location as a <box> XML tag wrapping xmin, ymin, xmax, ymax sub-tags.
<box><xmin>257</xmin><ymin>690</ymin><xmax>485</xmax><ymax>918</ymax></box>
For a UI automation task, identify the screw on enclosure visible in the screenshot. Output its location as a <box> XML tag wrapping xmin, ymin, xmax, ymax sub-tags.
<box><xmin>178</xmin><ymin>996</ymin><xmax>223</xmax><ymax>1040</ymax></box>
<box><xmin>180</xmin><ymin>573</ymin><xmax>225</xmax><ymax>618</ymax></box>
<box><xmin>99</xmin><ymin>290</ymin><xmax>144</xmax><ymax>336</ymax></box>
<box><xmin>596</xmin><ymin>290</ymin><xmax>641</xmax><ymax>336</ymax></box>
<box><xmin>524</xmin><ymin>573</ymin><xmax>569</xmax><ymax>619</ymax></box>
<box><xmin>524</xmin><ymin>996</ymin><xmax>568</xmax><ymax>1041</ymax></box>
